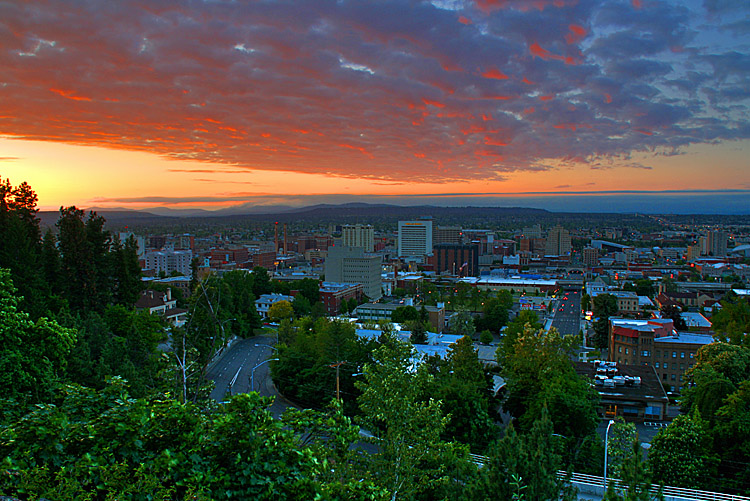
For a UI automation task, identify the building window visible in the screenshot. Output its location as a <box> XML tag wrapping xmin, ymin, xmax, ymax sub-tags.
<box><xmin>642</xmin><ymin>350</ymin><xmax>650</xmax><ymax>357</ymax></box>
<box><xmin>664</xmin><ymin>363</ymin><xmax>668</xmax><ymax>369</ymax></box>
<box><xmin>680</xmin><ymin>364</ymin><xmax>684</xmax><ymax>370</ymax></box>
<box><xmin>673</xmin><ymin>351</ymin><xmax>677</xmax><ymax>358</ymax></box>
<box><xmin>690</xmin><ymin>352</ymin><xmax>694</xmax><ymax>359</ymax></box>
<box><xmin>625</xmin><ymin>348</ymin><xmax>629</xmax><ymax>355</ymax></box>
<box><xmin>656</xmin><ymin>350</ymin><xmax>661</xmax><ymax>357</ymax></box>
<box><xmin>618</xmin><ymin>346</ymin><xmax>622</xmax><ymax>353</ymax></box>
<box><xmin>681</xmin><ymin>352</ymin><xmax>685</xmax><ymax>358</ymax></box>
<box><xmin>663</xmin><ymin>374</ymin><xmax>667</xmax><ymax>380</ymax></box>
<box><xmin>655</xmin><ymin>362</ymin><xmax>660</xmax><ymax>368</ymax></box>
<box><xmin>671</xmin><ymin>374</ymin><xmax>676</xmax><ymax>381</ymax></box>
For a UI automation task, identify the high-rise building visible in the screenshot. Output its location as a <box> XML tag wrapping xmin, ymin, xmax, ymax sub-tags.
<box><xmin>398</xmin><ymin>219</ymin><xmax>433</xmax><ymax>259</ymax></box>
<box><xmin>545</xmin><ymin>225</ymin><xmax>571</xmax><ymax>256</ymax></box>
<box><xmin>433</xmin><ymin>226</ymin><xmax>462</xmax><ymax>245</ymax></box>
<box><xmin>341</xmin><ymin>224</ymin><xmax>374</xmax><ymax>252</ymax></box>
<box><xmin>325</xmin><ymin>244</ymin><xmax>382</xmax><ymax>300</ymax></box>
<box><xmin>144</xmin><ymin>249</ymin><xmax>193</xmax><ymax>276</ymax></box>
<box><xmin>707</xmin><ymin>230</ymin><xmax>728</xmax><ymax>256</ymax></box>
<box><xmin>582</xmin><ymin>247</ymin><xmax>599</xmax><ymax>268</ymax></box>
<box><xmin>521</xmin><ymin>224</ymin><xmax>542</xmax><ymax>239</ymax></box>
<box><xmin>433</xmin><ymin>243</ymin><xmax>480</xmax><ymax>277</ymax></box>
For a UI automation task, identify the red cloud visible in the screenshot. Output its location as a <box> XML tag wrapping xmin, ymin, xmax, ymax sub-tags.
<box><xmin>422</xmin><ymin>98</ymin><xmax>445</xmax><ymax>108</ymax></box>
<box><xmin>482</xmin><ymin>68</ymin><xmax>509</xmax><ymax>80</ymax></box>
<box><xmin>565</xmin><ymin>24</ymin><xmax>587</xmax><ymax>45</ymax></box>
<box><xmin>50</xmin><ymin>88</ymin><xmax>92</xmax><ymax>102</ymax></box>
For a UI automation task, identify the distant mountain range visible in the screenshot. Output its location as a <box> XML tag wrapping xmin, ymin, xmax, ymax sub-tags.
<box><xmin>36</xmin><ymin>201</ymin><xmax>749</xmax><ymax>231</ymax></box>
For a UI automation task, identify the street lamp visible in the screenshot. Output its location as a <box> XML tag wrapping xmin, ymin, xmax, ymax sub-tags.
<box><xmin>251</xmin><ymin>358</ymin><xmax>279</xmax><ymax>393</ymax></box>
<box><xmin>603</xmin><ymin>419</ymin><xmax>615</xmax><ymax>486</ymax></box>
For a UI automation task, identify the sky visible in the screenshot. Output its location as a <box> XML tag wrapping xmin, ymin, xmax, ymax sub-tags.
<box><xmin>1</xmin><ymin>0</ymin><xmax>749</xmax><ymax>214</ymax></box>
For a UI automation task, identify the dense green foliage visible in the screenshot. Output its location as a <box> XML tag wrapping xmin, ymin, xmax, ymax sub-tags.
<box><xmin>0</xmin><ymin>380</ymin><xmax>385</xmax><ymax>500</ymax></box>
<box><xmin>656</xmin><ymin>341</ymin><xmax>750</xmax><ymax>493</ymax></box>
<box><xmin>271</xmin><ymin>318</ymin><xmax>378</xmax><ymax>414</ymax></box>
<box><xmin>497</xmin><ymin>324</ymin><xmax>602</xmax><ymax>473</ymax></box>
<box><xmin>593</xmin><ymin>293</ymin><xmax>618</xmax><ymax>349</ymax></box>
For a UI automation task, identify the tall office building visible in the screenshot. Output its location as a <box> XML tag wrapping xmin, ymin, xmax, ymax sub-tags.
<box><xmin>545</xmin><ymin>225</ymin><xmax>571</xmax><ymax>256</ymax></box>
<box><xmin>398</xmin><ymin>219</ymin><xmax>433</xmax><ymax>259</ymax></box>
<box><xmin>582</xmin><ymin>247</ymin><xmax>599</xmax><ymax>268</ymax></box>
<box><xmin>434</xmin><ymin>243</ymin><xmax>479</xmax><ymax>277</ymax></box>
<box><xmin>433</xmin><ymin>225</ymin><xmax>462</xmax><ymax>245</ymax></box>
<box><xmin>707</xmin><ymin>230</ymin><xmax>728</xmax><ymax>256</ymax></box>
<box><xmin>341</xmin><ymin>224</ymin><xmax>374</xmax><ymax>252</ymax></box>
<box><xmin>325</xmin><ymin>244</ymin><xmax>382</xmax><ymax>300</ymax></box>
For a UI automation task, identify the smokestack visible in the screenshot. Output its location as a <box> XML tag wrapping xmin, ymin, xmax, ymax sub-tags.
<box><xmin>274</xmin><ymin>222</ymin><xmax>279</xmax><ymax>255</ymax></box>
<box><xmin>283</xmin><ymin>223</ymin><xmax>288</xmax><ymax>255</ymax></box>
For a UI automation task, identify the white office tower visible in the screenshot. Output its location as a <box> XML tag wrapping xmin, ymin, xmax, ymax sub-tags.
<box><xmin>341</xmin><ymin>224</ymin><xmax>374</xmax><ymax>252</ymax></box>
<box><xmin>398</xmin><ymin>219</ymin><xmax>433</xmax><ymax>260</ymax></box>
<box><xmin>325</xmin><ymin>244</ymin><xmax>382</xmax><ymax>300</ymax></box>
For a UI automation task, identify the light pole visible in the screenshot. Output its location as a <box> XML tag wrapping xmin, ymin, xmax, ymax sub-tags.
<box><xmin>604</xmin><ymin>419</ymin><xmax>615</xmax><ymax>486</ymax></box>
<box><xmin>251</xmin><ymin>358</ymin><xmax>279</xmax><ymax>393</ymax></box>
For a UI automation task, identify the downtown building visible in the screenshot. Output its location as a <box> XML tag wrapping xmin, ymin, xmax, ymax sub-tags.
<box><xmin>432</xmin><ymin>243</ymin><xmax>480</xmax><ymax>277</ymax></box>
<box><xmin>545</xmin><ymin>225</ymin><xmax>571</xmax><ymax>257</ymax></box>
<box><xmin>398</xmin><ymin>219</ymin><xmax>433</xmax><ymax>262</ymax></box>
<box><xmin>341</xmin><ymin>224</ymin><xmax>375</xmax><ymax>252</ymax></box>
<box><xmin>325</xmin><ymin>244</ymin><xmax>382</xmax><ymax>300</ymax></box>
<box><xmin>144</xmin><ymin>249</ymin><xmax>193</xmax><ymax>276</ymax></box>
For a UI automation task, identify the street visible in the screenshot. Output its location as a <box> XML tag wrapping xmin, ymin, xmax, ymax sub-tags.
<box><xmin>206</xmin><ymin>334</ymin><xmax>291</xmax><ymax>417</ymax></box>
<box><xmin>551</xmin><ymin>289</ymin><xmax>582</xmax><ymax>336</ymax></box>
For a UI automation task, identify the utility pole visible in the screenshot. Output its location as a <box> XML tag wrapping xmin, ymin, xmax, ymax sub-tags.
<box><xmin>329</xmin><ymin>361</ymin><xmax>345</xmax><ymax>400</ymax></box>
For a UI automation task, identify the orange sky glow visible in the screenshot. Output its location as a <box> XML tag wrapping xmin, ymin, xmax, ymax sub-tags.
<box><xmin>1</xmin><ymin>0</ymin><xmax>749</xmax><ymax>212</ymax></box>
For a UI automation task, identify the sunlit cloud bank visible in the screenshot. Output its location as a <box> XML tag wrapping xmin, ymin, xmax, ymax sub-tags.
<box><xmin>2</xmin><ymin>0</ymin><xmax>749</xmax><ymax>184</ymax></box>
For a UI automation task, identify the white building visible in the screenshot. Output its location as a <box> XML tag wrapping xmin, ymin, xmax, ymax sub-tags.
<box><xmin>398</xmin><ymin>219</ymin><xmax>433</xmax><ymax>260</ymax></box>
<box><xmin>341</xmin><ymin>224</ymin><xmax>375</xmax><ymax>252</ymax></box>
<box><xmin>255</xmin><ymin>293</ymin><xmax>295</xmax><ymax>319</ymax></box>
<box><xmin>144</xmin><ymin>249</ymin><xmax>192</xmax><ymax>276</ymax></box>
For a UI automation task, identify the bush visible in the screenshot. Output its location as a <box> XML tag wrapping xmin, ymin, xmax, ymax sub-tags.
<box><xmin>479</xmin><ymin>330</ymin><xmax>493</xmax><ymax>345</ymax></box>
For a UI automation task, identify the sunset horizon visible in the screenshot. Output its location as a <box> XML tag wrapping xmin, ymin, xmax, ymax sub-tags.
<box><xmin>2</xmin><ymin>0</ymin><xmax>749</xmax><ymax>214</ymax></box>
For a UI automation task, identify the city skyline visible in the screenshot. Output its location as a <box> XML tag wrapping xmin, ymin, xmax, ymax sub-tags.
<box><xmin>2</xmin><ymin>0</ymin><xmax>749</xmax><ymax>213</ymax></box>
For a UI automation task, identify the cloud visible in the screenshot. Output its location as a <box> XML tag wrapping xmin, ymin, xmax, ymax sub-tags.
<box><xmin>0</xmin><ymin>157</ymin><xmax>19</xmax><ymax>161</ymax></box>
<box><xmin>0</xmin><ymin>0</ymin><xmax>748</xmax><ymax>183</ymax></box>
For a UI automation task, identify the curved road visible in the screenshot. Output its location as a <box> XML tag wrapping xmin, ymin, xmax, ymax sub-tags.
<box><xmin>206</xmin><ymin>335</ymin><xmax>291</xmax><ymax>417</ymax></box>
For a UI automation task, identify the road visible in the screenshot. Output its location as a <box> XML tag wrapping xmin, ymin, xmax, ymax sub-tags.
<box><xmin>551</xmin><ymin>289</ymin><xmax>582</xmax><ymax>336</ymax></box>
<box><xmin>206</xmin><ymin>335</ymin><xmax>290</xmax><ymax>417</ymax></box>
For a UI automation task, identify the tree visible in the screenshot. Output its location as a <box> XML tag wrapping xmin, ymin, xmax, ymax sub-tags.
<box><xmin>711</xmin><ymin>296</ymin><xmax>750</xmax><ymax>346</ymax></box>
<box><xmin>1</xmin><ymin>380</ymin><xmax>375</xmax><ymax>500</ymax></box>
<box><xmin>391</xmin><ymin>305</ymin><xmax>419</xmax><ymax>324</ymax></box>
<box><xmin>593</xmin><ymin>294</ymin><xmax>618</xmax><ymax>349</ymax></box>
<box><xmin>604</xmin><ymin>439</ymin><xmax>663</xmax><ymax>501</ymax></box>
<box><xmin>356</xmin><ymin>338</ymin><xmax>473</xmax><ymax>499</ymax></box>
<box><xmin>448</xmin><ymin>310</ymin><xmax>476</xmax><ymax>338</ymax></box>
<box><xmin>475</xmin><ymin>297</ymin><xmax>509</xmax><ymax>334</ymax></box>
<box><xmin>0</xmin><ymin>178</ymin><xmax>50</xmax><ymax>318</ymax></box>
<box><xmin>110</xmin><ymin>234</ymin><xmax>143</xmax><ymax>306</ymax></box>
<box><xmin>251</xmin><ymin>266</ymin><xmax>272</xmax><ymax>297</ymax></box>
<box><xmin>464</xmin><ymin>408</ymin><xmax>576</xmax><ymax>501</ymax></box>
<box><xmin>498</xmin><ymin>310</ymin><xmax>543</xmax><ymax>366</ymax></box>
<box><xmin>405</xmin><ymin>319</ymin><xmax>428</xmax><ymax>344</ymax></box>
<box><xmin>581</xmin><ymin>293</ymin><xmax>591</xmax><ymax>312</ymax></box>
<box><xmin>606</xmin><ymin>418</ymin><xmax>638</xmax><ymax>479</ymax></box>
<box><xmin>268</xmin><ymin>300</ymin><xmax>294</xmax><ymax>323</ymax></box>
<box><xmin>648</xmin><ymin>413</ymin><xmax>719</xmax><ymax>490</ymax></box>
<box><xmin>661</xmin><ymin>303</ymin><xmax>686</xmax><ymax>330</ymax></box>
<box><xmin>0</xmin><ymin>269</ymin><xmax>77</xmax><ymax>407</ymax></box>
<box><xmin>479</xmin><ymin>330</ymin><xmax>493</xmax><ymax>345</ymax></box>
